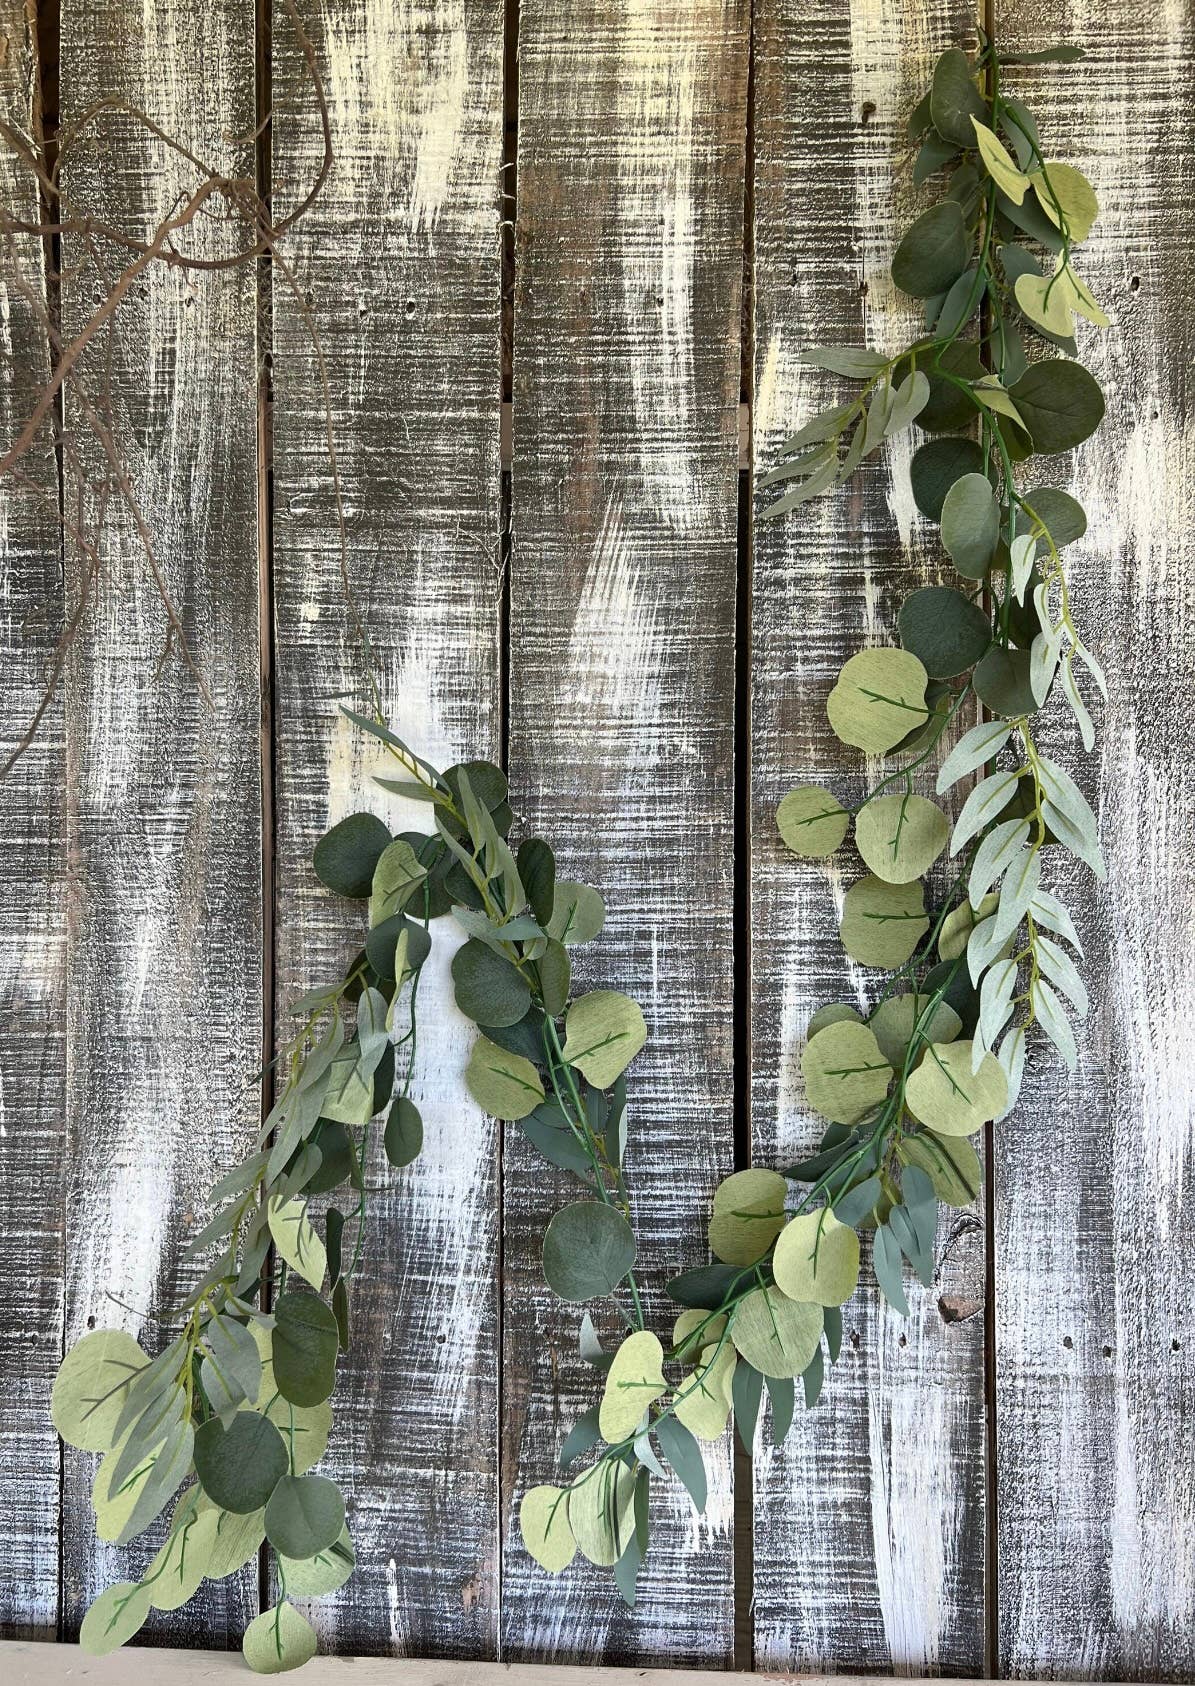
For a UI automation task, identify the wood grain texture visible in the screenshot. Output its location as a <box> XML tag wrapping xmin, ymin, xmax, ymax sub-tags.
<box><xmin>269</xmin><ymin>0</ymin><xmax>505</xmax><ymax>1658</ymax></box>
<box><xmin>990</xmin><ymin>4</ymin><xmax>1195</xmax><ymax>1677</ymax></box>
<box><xmin>0</xmin><ymin>0</ymin><xmax>66</xmax><ymax>1639</ymax></box>
<box><xmin>56</xmin><ymin>0</ymin><xmax>262</xmax><ymax>1645</ymax></box>
<box><xmin>502</xmin><ymin>0</ymin><xmax>747</xmax><ymax>1663</ymax></box>
<box><xmin>750</xmin><ymin>0</ymin><xmax>989</xmax><ymax>1672</ymax></box>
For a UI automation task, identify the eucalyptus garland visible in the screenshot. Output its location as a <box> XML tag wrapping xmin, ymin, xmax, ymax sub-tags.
<box><xmin>51</xmin><ymin>33</ymin><xmax>1108</xmax><ymax>1674</ymax></box>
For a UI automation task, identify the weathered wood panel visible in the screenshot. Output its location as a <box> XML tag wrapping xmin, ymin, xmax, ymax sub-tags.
<box><xmin>750</xmin><ymin>0</ymin><xmax>989</xmax><ymax>1672</ymax></box>
<box><xmin>269</xmin><ymin>0</ymin><xmax>505</xmax><ymax>1658</ymax></box>
<box><xmin>56</xmin><ymin>0</ymin><xmax>262</xmax><ymax>1645</ymax></box>
<box><xmin>0</xmin><ymin>0</ymin><xmax>66</xmax><ymax>1639</ymax></box>
<box><xmin>991</xmin><ymin>4</ymin><xmax>1195</xmax><ymax>1676</ymax></box>
<box><xmin>502</xmin><ymin>0</ymin><xmax>747</xmax><ymax>1664</ymax></box>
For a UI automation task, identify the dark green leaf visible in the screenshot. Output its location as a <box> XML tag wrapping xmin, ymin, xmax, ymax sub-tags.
<box><xmin>312</xmin><ymin>814</ymin><xmax>392</xmax><ymax>900</ymax></box>
<box><xmin>974</xmin><ymin>645</ymin><xmax>1038</xmax><ymax>717</ymax></box>
<box><xmin>913</xmin><ymin>133</ymin><xmax>959</xmax><ymax>186</ymax></box>
<box><xmin>823</xmin><ymin>1305</ymin><xmax>843</xmax><ymax>1364</ymax></box>
<box><xmin>325</xmin><ymin>1207</ymin><xmax>345</xmax><ymax>1285</ymax></box>
<box><xmin>478</xmin><ymin>1004</ymin><xmax>546</xmax><ymax>1066</ymax></box>
<box><xmin>665</xmin><ymin>1262</ymin><xmax>742</xmax><ymax>1309</ymax></box>
<box><xmin>941</xmin><ymin>472</ymin><xmax>1000</xmax><ymax>578</ymax></box>
<box><xmin>802</xmin><ymin>1343</ymin><xmax>825</xmax><ymax>1408</ymax></box>
<box><xmin>935</xmin><ymin>267</ymin><xmax>984</xmax><ymax>337</ymax></box>
<box><xmin>891</xmin><ymin>201</ymin><xmax>969</xmax><ymax>298</ymax></box>
<box><xmin>518</xmin><ymin>1101</ymin><xmax>593</xmax><ymax>1177</ymax></box>
<box><xmin>383</xmin><ymin>1096</ymin><xmax>423</xmax><ymax>1169</ymax></box>
<box><xmin>920</xmin><ymin>341</ymin><xmax>984</xmax><ymax>432</ymax></box>
<box><xmin>909</xmin><ymin>436</ymin><xmax>987</xmax><ymax>522</ymax></box>
<box><xmin>451</xmin><ymin>938</ymin><xmax>531</xmax><ymax>1028</ymax></box>
<box><xmin>899</xmin><ymin>585</ymin><xmax>991</xmax><ymax>678</ymax></box>
<box><xmin>997</xmin><ymin>188</ymin><xmax>1065</xmax><ymax>253</ymax></box>
<box><xmin>517</xmin><ymin>838</ymin><xmax>556</xmax><ymax>927</ymax></box>
<box><xmin>366</xmin><ymin>913</ymin><xmax>431</xmax><ymax>981</ymax></box>
<box><xmin>922</xmin><ymin>959</ymin><xmax>980</xmax><ymax>1037</ymax></box>
<box><xmin>537</xmin><ymin>940</ymin><xmax>571</xmax><ymax>1018</ymax></box>
<box><xmin>371</xmin><ymin>1041</ymin><xmax>395</xmax><ymax>1115</ymax></box>
<box><xmin>765</xmin><ymin>1375</ymin><xmax>796</xmax><ymax>1447</ymax></box>
<box><xmin>264</xmin><ymin>1474</ymin><xmax>346</xmax><ymax>1560</ymax></box>
<box><xmin>731</xmin><ymin>1360</ymin><xmax>764</xmax><ymax>1452</ymax></box>
<box><xmin>1022</xmin><ymin>486</ymin><xmax>1087</xmax><ymax>551</ymax></box>
<box><xmin>542</xmin><ymin>1202</ymin><xmax>636</xmax><ymax>1303</ymax></box>
<box><xmin>303</xmin><ymin>1121</ymin><xmax>357</xmax><ymax>1196</ymax></box>
<box><xmin>655</xmin><ymin>1416</ymin><xmax>706</xmax><ymax>1513</ymax></box>
<box><xmin>1009</xmin><ymin>360</ymin><xmax>1105</xmax><ymax>454</ymax></box>
<box><xmin>930</xmin><ymin>46</ymin><xmax>986</xmax><ymax>147</ymax></box>
<box><xmin>272</xmin><ymin>1292</ymin><xmax>338</xmax><ymax>1408</ymax></box>
<box><xmin>194</xmin><ymin>1411</ymin><xmax>288</xmax><ymax>1514</ymax></box>
<box><xmin>332</xmin><ymin>1278</ymin><xmax>350</xmax><ymax>1350</ymax></box>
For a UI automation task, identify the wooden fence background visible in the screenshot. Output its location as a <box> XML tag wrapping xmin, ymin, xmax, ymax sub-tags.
<box><xmin>1</xmin><ymin>0</ymin><xmax>1192</xmax><ymax>1675</ymax></box>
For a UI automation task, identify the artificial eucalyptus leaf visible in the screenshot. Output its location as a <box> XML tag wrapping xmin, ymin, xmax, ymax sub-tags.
<box><xmin>868</xmin><ymin>993</ymin><xmax>961</xmax><ymax>1068</ymax></box>
<box><xmin>941</xmin><ymin>472</ymin><xmax>1001</xmax><ymax>578</ymax></box>
<box><xmin>777</xmin><ymin>785</ymin><xmax>850</xmax><ymax>858</ymax></box>
<box><xmin>79</xmin><ymin>1583</ymin><xmax>152</xmax><ymax>1657</ymax></box>
<box><xmin>930</xmin><ymin>46</ymin><xmax>986</xmax><ymax>147</ymax></box>
<box><xmin>665</xmin><ymin>1261</ymin><xmax>743</xmax><ymax>1309</ymax></box>
<box><xmin>569</xmin><ymin>1460</ymin><xmax>637</xmax><ymax>1564</ymax></box>
<box><xmin>521</xmin><ymin>1484</ymin><xmax>577</xmax><ymax>1573</ymax></box>
<box><xmin>674</xmin><ymin>1341</ymin><xmax>736</xmax><ymax>1442</ymax></box>
<box><xmin>383</xmin><ymin>1095</ymin><xmax>423</xmax><ymax>1168</ymax></box>
<box><xmin>542</xmin><ymin>1201</ymin><xmax>637</xmax><ymax>1303</ymax></box>
<box><xmin>909</xmin><ymin>436</ymin><xmax>987</xmax><ymax>522</ymax></box>
<box><xmin>921</xmin><ymin>341</ymin><xmax>985</xmax><ymax>431</ymax></box>
<box><xmin>452</xmin><ymin>938</ymin><xmax>532</xmax><ymax>1028</ymax></box>
<box><xmin>1023</xmin><ymin>485</ymin><xmax>1087</xmax><ymax>552</ymax></box>
<box><xmin>268</xmin><ymin>1196</ymin><xmax>327</xmax><ymax>1292</ymax></box>
<box><xmin>899</xmin><ymin>586</ymin><xmax>991</xmax><ymax>679</ymax></box>
<box><xmin>731</xmin><ymin>1287</ymin><xmax>823</xmax><ymax>1379</ymax></box>
<box><xmin>194</xmin><ymin>1411</ymin><xmax>288</xmax><ymax>1514</ymax></box>
<box><xmin>854</xmin><ymin>794</ymin><xmax>950</xmax><ymax>885</ymax></box>
<box><xmin>840</xmin><ymin>875</ymin><xmax>929</xmax><ymax>968</ymax></box>
<box><xmin>264</xmin><ymin>1473</ymin><xmax>345</xmax><ymax>1561</ymax></box>
<box><xmin>279</xmin><ymin>1523</ymin><xmax>356</xmax><ymax>1598</ymax></box>
<box><xmin>548</xmin><ymin>881</ymin><xmax>606</xmax><ymax>946</ymax></box>
<box><xmin>313</xmin><ymin>813</ymin><xmax>392</xmax><ymax>899</ymax></box>
<box><xmin>599</xmin><ymin>1331</ymin><xmax>667</xmax><ymax>1441</ymax></box>
<box><xmin>561</xmin><ymin>991</ymin><xmax>647</xmax><ymax>1088</ymax></box>
<box><xmin>465</xmin><ymin>1035</ymin><xmax>545</xmax><ymax>1120</ymax></box>
<box><xmin>973</xmin><ymin>645</ymin><xmax>1038</xmax><ymax>718</ymax></box>
<box><xmin>826</xmin><ymin>647</ymin><xmax>929</xmax><ymax>755</ymax></box>
<box><xmin>773</xmin><ymin>1211</ymin><xmax>860</xmax><ymax>1306</ymax></box>
<box><xmin>708</xmin><ymin>1168</ymin><xmax>788</xmax><ymax>1266</ymax></box>
<box><xmin>1008</xmin><ymin>360</ymin><xmax>1105</xmax><ymax>454</ymax></box>
<box><xmin>53</xmin><ymin>1329</ymin><xmax>148</xmax><ymax>1453</ymax></box>
<box><xmin>891</xmin><ymin>200</ymin><xmax>969</xmax><ymax>298</ymax></box>
<box><xmin>271</xmin><ymin>1292</ymin><xmax>339</xmax><ymax>1408</ymax></box>
<box><xmin>905</xmin><ymin>1041</ymin><xmax>1008</xmax><ymax>1135</ymax></box>
<box><xmin>242</xmin><ymin>1602</ymin><xmax>318</xmax><ymax>1675</ymax></box>
<box><xmin>801</xmin><ymin>1020</ymin><xmax>893</xmax><ymax>1125</ymax></box>
<box><xmin>1030</xmin><ymin>161</ymin><xmax>1099</xmax><ymax>241</ymax></box>
<box><xmin>898</xmin><ymin>1130</ymin><xmax>982</xmax><ymax>1207</ymax></box>
<box><xmin>971</xmin><ymin>117</ymin><xmax>1029</xmax><ymax>201</ymax></box>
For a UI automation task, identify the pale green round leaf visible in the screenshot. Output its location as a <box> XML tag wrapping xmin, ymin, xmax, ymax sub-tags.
<box><xmin>807</xmin><ymin>1002</ymin><xmax>863</xmax><ymax>1038</ymax></box>
<box><xmin>279</xmin><ymin>1523</ymin><xmax>356</xmax><ymax>1597</ymax></box>
<box><xmin>548</xmin><ymin>881</ymin><xmax>606</xmax><ymax>946</ymax></box>
<box><xmin>905</xmin><ymin>1041</ymin><xmax>1009</xmax><ymax>1136</ymax></box>
<box><xmin>673</xmin><ymin>1341</ymin><xmax>736</xmax><ymax>1441</ymax></box>
<box><xmin>520</xmin><ymin>1484</ymin><xmax>577</xmax><ymax>1573</ymax></box>
<box><xmin>243</xmin><ymin>1602</ymin><xmax>319</xmax><ymax>1674</ymax></box>
<box><xmin>801</xmin><ymin>1021</ymin><xmax>893</xmax><ymax>1125</ymax></box>
<box><xmin>79</xmin><ymin>1582</ymin><xmax>151</xmax><ymax>1656</ymax></box>
<box><xmin>561</xmin><ymin>991</ymin><xmax>647</xmax><ymax>1088</ymax></box>
<box><xmin>841</xmin><ymin>875</ymin><xmax>928</xmax><ymax>968</ymax></box>
<box><xmin>672</xmin><ymin>1308</ymin><xmax>727</xmax><ymax>1355</ymax></box>
<box><xmin>773</xmin><ymin>1210</ymin><xmax>861</xmax><ymax>1306</ymax></box>
<box><xmin>869</xmin><ymin>993</ymin><xmax>962</xmax><ymax>1068</ymax></box>
<box><xmin>465</xmin><ymin>1034</ymin><xmax>545</xmax><ymax>1120</ymax></box>
<box><xmin>146</xmin><ymin>1504</ymin><xmax>219</xmax><ymax>1611</ymax></box>
<box><xmin>708</xmin><ymin>1168</ymin><xmax>788</xmax><ymax>1266</ymax></box>
<box><xmin>971</xmin><ymin>117</ymin><xmax>1030</xmax><ymax>201</ymax></box>
<box><xmin>938</xmin><ymin>894</ymin><xmax>999</xmax><ymax>961</ymax></box>
<box><xmin>1030</xmin><ymin>161</ymin><xmax>1098</xmax><ymax>241</ymax></box>
<box><xmin>897</xmin><ymin>1131</ymin><xmax>982</xmax><ymax>1207</ymax></box>
<box><xmin>568</xmin><ymin>1460</ymin><xmax>636</xmax><ymax>1566</ymax></box>
<box><xmin>196</xmin><ymin>1496</ymin><xmax>266</xmax><ymax>1580</ymax></box>
<box><xmin>52</xmin><ymin>1328</ymin><xmax>148</xmax><ymax>1452</ymax></box>
<box><xmin>264</xmin><ymin>1474</ymin><xmax>345</xmax><ymax>1561</ymax></box>
<box><xmin>730</xmin><ymin>1286</ymin><xmax>823</xmax><ymax>1379</ymax></box>
<box><xmin>599</xmin><ymin>1331</ymin><xmax>667</xmax><ymax>1441</ymax></box>
<box><xmin>854</xmin><ymin>795</ymin><xmax>949</xmax><ymax>884</ymax></box>
<box><xmin>777</xmin><ymin>786</ymin><xmax>849</xmax><ymax>858</ymax></box>
<box><xmin>543</xmin><ymin>1201</ymin><xmax>636</xmax><ymax>1303</ymax></box>
<box><xmin>826</xmin><ymin>648</ymin><xmax>929</xmax><ymax>755</ymax></box>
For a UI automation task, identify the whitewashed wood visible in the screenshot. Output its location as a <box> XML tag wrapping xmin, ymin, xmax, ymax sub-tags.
<box><xmin>0</xmin><ymin>0</ymin><xmax>66</xmax><ymax>1639</ymax></box>
<box><xmin>55</xmin><ymin>0</ymin><xmax>262</xmax><ymax>1645</ymax></box>
<box><xmin>502</xmin><ymin>0</ymin><xmax>747</xmax><ymax>1664</ymax></box>
<box><xmin>269</xmin><ymin>0</ymin><xmax>505</xmax><ymax>1658</ymax></box>
<box><xmin>991</xmin><ymin>3</ymin><xmax>1195</xmax><ymax>1676</ymax></box>
<box><xmin>750</xmin><ymin>0</ymin><xmax>988</xmax><ymax>1671</ymax></box>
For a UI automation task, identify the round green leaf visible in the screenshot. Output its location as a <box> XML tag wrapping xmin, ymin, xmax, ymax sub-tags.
<box><xmin>921</xmin><ymin>340</ymin><xmax>986</xmax><ymax>432</ymax></box>
<box><xmin>264</xmin><ymin>1473</ymin><xmax>345</xmax><ymax>1560</ymax></box>
<box><xmin>807</xmin><ymin>1002</ymin><xmax>863</xmax><ymax>1038</ymax></box>
<box><xmin>247</xmin><ymin>1322</ymin><xmax>333</xmax><ymax>1474</ymax></box>
<box><xmin>826</xmin><ymin>648</ymin><xmax>929</xmax><ymax>755</ymax></box>
<box><xmin>801</xmin><ymin>1021</ymin><xmax>893</xmax><ymax>1125</ymax></box>
<box><xmin>891</xmin><ymin>200</ymin><xmax>969</xmax><ymax>297</ymax></box>
<box><xmin>194</xmin><ymin>1410</ymin><xmax>288</xmax><ymax>1514</ymax></box>
<box><xmin>930</xmin><ymin>46</ymin><xmax>986</xmax><ymax>147</ymax></box>
<box><xmin>673</xmin><ymin>1341</ymin><xmax>736</xmax><ymax>1441</ymax></box>
<box><xmin>974</xmin><ymin>645</ymin><xmax>1038</xmax><ymax>718</ymax></box>
<box><xmin>971</xmin><ymin>117</ymin><xmax>1030</xmax><ymax>200</ymax></box>
<box><xmin>271</xmin><ymin>1292</ymin><xmax>339</xmax><ymax>1409</ymax></box>
<box><xmin>599</xmin><ymin>1331</ymin><xmax>667</xmax><ymax>1441</ymax></box>
<box><xmin>79</xmin><ymin>1582</ymin><xmax>151</xmax><ymax>1656</ymax></box>
<box><xmin>568</xmin><ymin>1460</ymin><xmax>636</xmax><ymax>1566</ymax></box>
<box><xmin>561</xmin><ymin>990</ymin><xmax>647</xmax><ymax>1088</ymax></box>
<box><xmin>840</xmin><ymin>875</ymin><xmax>928</xmax><ymax>968</ymax></box>
<box><xmin>868</xmin><ymin>993</ymin><xmax>962</xmax><ymax>1068</ymax></box>
<box><xmin>548</xmin><ymin>881</ymin><xmax>606</xmax><ymax>946</ymax></box>
<box><xmin>312</xmin><ymin>813</ymin><xmax>391</xmax><ymax>899</ymax></box>
<box><xmin>369</xmin><ymin>837</ymin><xmax>428</xmax><ymax>925</ymax></box>
<box><xmin>909</xmin><ymin>435</ymin><xmax>986</xmax><ymax>521</ymax></box>
<box><xmin>146</xmin><ymin>1503</ymin><xmax>219</xmax><ymax>1611</ymax></box>
<box><xmin>1022</xmin><ymin>485</ymin><xmax>1086</xmax><ymax>552</ymax></box>
<box><xmin>1030</xmin><ymin>161</ymin><xmax>1098</xmax><ymax>241</ymax></box>
<box><xmin>196</xmin><ymin>1496</ymin><xmax>266</xmax><ymax>1579</ymax></box>
<box><xmin>383</xmin><ymin>1094</ymin><xmax>423</xmax><ymax>1168</ymax></box>
<box><xmin>730</xmin><ymin>1286</ymin><xmax>823</xmax><ymax>1379</ymax></box>
<box><xmin>708</xmin><ymin>1168</ymin><xmax>789</xmax><ymax>1266</ymax></box>
<box><xmin>773</xmin><ymin>1211</ymin><xmax>860</xmax><ymax>1306</ymax></box>
<box><xmin>905</xmin><ymin>1041</ymin><xmax>1009</xmax><ymax>1135</ymax></box>
<box><xmin>543</xmin><ymin>1201</ymin><xmax>637</xmax><ymax>1303</ymax></box>
<box><xmin>854</xmin><ymin>794</ymin><xmax>949</xmax><ymax>884</ymax></box>
<box><xmin>465</xmin><ymin>1034</ymin><xmax>545</xmax><ymax>1120</ymax></box>
<box><xmin>898</xmin><ymin>1130</ymin><xmax>982</xmax><ymax>1207</ymax></box>
<box><xmin>898</xmin><ymin>585</ymin><xmax>991</xmax><ymax>678</ymax></box>
<box><xmin>278</xmin><ymin>1523</ymin><xmax>355</xmax><ymax>1598</ymax></box>
<box><xmin>366</xmin><ymin>912</ymin><xmax>430</xmax><ymax>982</ymax></box>
<box><xmin>52</xmin><ymin>1328</ymin><xmax>148</xmax><ymax>1452</ymax></box>
<box><xmin>242</xmin><ymin>1602</ymin><xmax>318</xmax><ymax>1675</ymax></box>
<box><xmin>672</xmin><ymin>1308</ymin><xmax>728</xmax><ymax>1355</ymax></box>
<box><xmin>1007</xmin><ymin>360</ymin><xmax>1105</xmax><ymax>454</ymax></box>
<box><xmin>777</xmin><ymin>785</ymin><xmax>850</xmax><ymax>858</ymax></box>
<box><xmin>452</xmin><ymin>938</ymin><xmax>532</xmax><ymax>1028</ymax></box>
<box><xmin>520</xmin><ymin>1484</ymin><xmax>577</xmax><ymax>1573</ymax></box>
<box><xmin>941</xmin><ymin>472</ymin><xmax>1000</xmax><ymax>579</ymax></box>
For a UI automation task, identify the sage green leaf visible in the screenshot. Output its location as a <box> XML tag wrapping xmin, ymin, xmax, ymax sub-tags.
<box><xmin>599</xmin><ymin>1331</ymin><xmax>667</xmax><ymax>1441</ymax></box>
<box><xmin>950</xmin><ymin>769</ymin><xmax>1021</xmax><ymax>855</ymax></box>
<box><xmin>773</xmin><ymin>1211</ymin><xmax>860</xmax><ymax>1306</ymax></box>
<box><xmin>993</xmin><ymin>846</ymin><xmax>1042</xmax><ymax>944</ymax></box>
<box><xmin>268</xmin><ymin>1196</ymin><xmax>326</xmax><ymax>1292</ymax></box>
<box><xmin>320</xmin><ymin>1045</ymin><xmax>374</xmax><ymax>1127</ymax></box>
<box><xmin>194</xmin><ymin>1410</ymin><xmax>288</xmax><ymax>1513</ymax></box>
<box><xmin>855</xmin><ymin>794</ymin><xmax>949</xmax><ymax>884</ymax></box>
<box><xmin>674</xmin><ymin>1341</ymin><xmax>736</xmax><ymax>1441</ymax></box>
<box><xmin>673</xmin><ymin>1308</ymin><xmax>728</xmax><ymax>1357</ymax></box>
<box><xmin>930</xmin><ymin>46</ymin><xmax>986</xmax><ymax>146</ymax></box>
<box><xmin>369</xmin><ymin>837</ymin><xmax>427</xmax><ymax>925</ymax></box>
<box><xmin>708</xmin><ymin>1168</ymin><xmax>788</xmax><ymax>1266</ymax></box>
<box><xmin>891</xmin><ymin>200</ymin><xmax>969</xmax><ymax>298</ymax></box>
<box><xmin>452</xmin><ymin>938</ymin><xmax>531</xmax><ymax>1028</ymax></box>
<box><xmin>968</xmin><ymin>913</ymin><xmax>1010</xmax><ymax>987</ymax></box>
<box><xmin>1039</xmin><ymin>930</ymin><xmax>1088</xmax><ymax>1015</ymax></box>
<box><xmin>869</xmin><ymin>993</ymin><xmax>961</xmax><ymax>1068</ymax></box>
<box><xmin>978</xmin><ymin>958</ymin><xmax>1018</xmax><ymax>1058</ymax></box>
<box><xmin>996</xmin><ymin>1022</ymin><xmax>1028</xmax><ymax>1115</ymax></box>
<box><xmin>873</xmin><ymin>1223</ymin><xmax>910</xmax><ymax>1314</ymax></box>
<box><xmin>384</xmin><ymin>1094</ymin><xmax>423</xmax><ymax>1168</ymax></box>
<box><xmin>801</xmin><ymin>1020</ymin><xmax>892</xmax><ymax>1125</ymax></box>
<box><xmin>279</xmin><ymin>1523</ymin><xmax>356</xmax><ymax>1598</ymax></box>
<box><xmin>1023</xmin><ymin>485</ymin><xmax>1087</xmax><ymax>552</ymax></box>
<box><xmin>538</xmin><ymin>940</ymin><xmax>571</xmax><ymax>1017</ymax></box>
<box><xmin>242</xmin><ymin>1603</ymin><xmax>318</xmax><ymax>1674</ymax></box>
<box><xmin>999</xmin><ymin>184</ymin><xmax>1066</xmax><ymax>253</ymax></box>
<box><xmin>970</xmin><ymin>822</ymin><xmax>1029</xmax><ymax>907</ymax></box>
<box><xmin>1030</xmin><ymin>888</ymin><xmax>1084</xmax><ymax>955</ymax></box>
<box><xmin>906</xmin><ymin>1042</ymin><xmax>1008</xmax><ymax>1135</ymax></box>
<box><xmin>909</xmin><ymin>436</ymin><xmax>987</xmax><ymax>522</ymax></box>
<box><xmin>801</xmin><ymin>345</ymin><xmax>889</xmax><ymax>378</ymax></box>
<box><xmin>731</xmin><ymin>1286</ymin><xmax>823</xmax><ymax>1379</ymax></box>
<box><xmin>53</xmin><ymin>1329</ymin><xmax>148</xmax><ymax>1452</ymax></box>
<box><xmin>971</xmin><ymin>117</ymin><xmax>1029</xmax><ymax>201</ymax></box>
<box><xmin>826</xmin><ymin>647</ymin><xmax>929</xmax><ymax>754</ymax></box>
<box><xmin>887</xmin><ymin>369</ymin><xmax>931</xmax><ymax>432</ymax></box>
<box><xmin>666</xmin><ymin>1261</ymin><xmax>743</xmax><ymax>1309</ymax></box>
<box><xmin>561</xmin><ymin>991</ymin><xmax>647</xmax><ymax>1088</ymax></box>
<box><xmin>79</xmin><ymin>1582</ymin><xmax>151</xmax><ymax>1656</ymax></box>
<box><xmin>543</xmin><ymin>1201</ymin><xmax>636</xmax><ymax>1302</ymax></box>
<box><xmin>840</xmin><ymin>875</ymin><xmax>928</xmax><ymax>967</ymax></box>
<box><xmin>569</xmin><ymin>1460</ymin><xmax>637</xmax><ymax>1565</ymax></box>
<box><xmin>272</xmin><ymin>1291</ymin><xmax>338</xmax><ymax>1408</ymax></box>
<box><xmin>899</xmin><ymin>585</ymin><xmax>991</xmax><ymax>682</ymax></box>
<box><xmin>521</xmin><ymin>1484</ymin><xmax>577</xmax><ymax>1573</ymax></box>
<box><xmin>777</xmin><ymin>785</ymin><xmax>849</xmax><ymax>858</ymax></box>
<box><xmin>939</xmin><ymin>892</ymin><xmax>999</xmax><ymax>960</ymax></box>
<box><xmin>936</xmin><ymin>719</ymin><xmax>1011</xmax><ymax>793</ymax></box>
<box><xmin>1030</xmin><ymin>161</ymin><xmax>1098</xmax><ymax>241</ymax></box>
<box><xmin>264</xmin><ymin>1473</ymin><xmax>345</xmax><ymax>1560</ymax></box>
<box><xmin>313</xmin><ymin>813</ymin><xmax>392</xmax><ymax>899</ymax></box>
<box><xmin>778</xmin><ymin>401</ymin><xmax>855</xmax><ymax>455</ymax></box>
<box><xmin>465</xmin><ymin>1034</ymin><xmax>545</xmax><ymax>1120</ymax></box>
<box><xmin>145</xmin><ymin>1502</ymin><xmax>219</xmax><ymax>1610</ymax></box>
<box><xmin>934</xmin><ymin>267</ymin><xmax>983</xmax><ymax>338</ymax></box>
<box><xmin>974</xmin><ymin>646</ymin><xmax>1038</xmax><ymax>718</ymax></box>
<box><xmin>93</xmin><ymin>1419</ymin><xmax>194</xmax><ymax>1545</ymax></box>
<box><xmin>1000</xmin><ymin>94</ymin><xmax>1042</xmax><ymax>166</ymax></box>
<box><xmin>897</xmin><ymin>1130</ymin><xmax>981</xmax><ymax>1206</ymax></box>
<box><xmin>548</xmin><ymin>881</ymin><xmax>605</xmax><ymax>946</ymax></box>
<box><xmin>197</xmin><ymin>1497</ymin><xmax>267</xmax><ymax>1579</ymax></box>
<box><xmin>1033</xmin><ymin>977</ymin><xmax>1078</xmax><ymax>1069</ymax></box>
<box><xmin>1008</xmin><ymin>360</ymin><xmax>1105</xmax><ymax>454</ymax></box>
<box><xmin>807</xmin><ymin>1002</ymin><xmax>863</xmax><ymax>1038</ymax></box>
<box><xmin>941</xmin><ymin>472</ymin><xmax>1000</xmax><ymax>579</ymax></box>
<box><xmin>264</xmin><ymin>1394</ymin><xmax>332</xmax><ymax>1478</ymax></box>
<box><xmin>921</xmin><ymin>340</ymin><xmax>985</xmax><ymax>431</ymax></box>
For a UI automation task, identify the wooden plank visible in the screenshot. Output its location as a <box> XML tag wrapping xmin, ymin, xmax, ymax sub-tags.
<box><xmin>502</xmin><ymin>0</ymin><xmax>747</xmax><ymax>1664</ymax></box>
<box><xmin>0</xmin><ymin>0</ymin><xmax>66</xmax><ymax>1640</ymax></box>
<box><xmin>269</xmin><ymin>0</ymin><xmax>505</xmax><ymax>1658</ymax></box>
<box><xmin>750</xmin><ymin>0</ymin><xmax>989</xmax><ymax>1672</ymax></box>
<box><xmin>55</xmin><ymin>0</ymin><xmax>262</xmax><ymax>1646</ymax></box>
<box><xmin>990</xmin><ymin>4</ymin><xmax>1195</xmax><ymax>1676</ymax></box>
